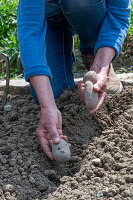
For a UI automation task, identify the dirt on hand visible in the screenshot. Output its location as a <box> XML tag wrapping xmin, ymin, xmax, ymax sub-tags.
<box><xmin>0</xmin><ymin>86</ymin><xmax>133</xmax><ymax>200</ymax></box>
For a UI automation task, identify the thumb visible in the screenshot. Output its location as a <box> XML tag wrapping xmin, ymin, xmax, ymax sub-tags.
<box><xmin>94</xmin><ymin>82</ymin><xmax>103</xmax><ymax>92</ymax></box>
<box><xmin>93</xmin><ymin>74</ymin><xmax>107</xmax><ymax>92</ymax></box>
<box><xmin>47</xmin><ymin>123</ymin><xmax>60</xmax><ymax>144</ymax></box>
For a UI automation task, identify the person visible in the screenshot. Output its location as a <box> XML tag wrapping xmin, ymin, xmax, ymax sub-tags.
<box><xmin>17</xmin><ymin>0</ymin><xmax>131</xmax><ymax>160</ymax></box>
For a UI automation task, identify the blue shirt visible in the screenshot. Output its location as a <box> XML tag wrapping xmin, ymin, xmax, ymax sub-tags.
<box><xmin>17</xmin><ymin>0</ymin><xmax>131</xmax><ymax>82</ymax></box>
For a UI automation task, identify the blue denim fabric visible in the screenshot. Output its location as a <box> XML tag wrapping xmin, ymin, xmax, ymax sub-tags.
<box><xmin>59</xmin><ymin>0</ymin><xmax>106</xmax><ymax>55</ymax></box>
<box><xmin>30</xmin><ymin>0</ymin><xmax>106</xmax><ymax>104</ymax></box>
<box><xmin>45</xmin><ymin>0</ymin><xmax>61</xmax><ymax>17</ymax></box>
<box><xmin>46</xmin><ymin>14</ymin><xmax>76</xmax><ymax>99</ymax></box>
<box><xmin>30</xmin><ymin>13</ymin><xmax>76</xmax><ymax>103</ymax></box>
<box><xmin>17</xmin><ymin>0</ymin><xmax>131</xmax><ymax>104</ymax></box>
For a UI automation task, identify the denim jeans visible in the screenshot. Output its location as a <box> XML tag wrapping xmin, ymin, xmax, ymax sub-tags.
<box><xmin>31</xmin><ymin>0</ymin><xmax>106</xmax><ymax>104</ymax></box>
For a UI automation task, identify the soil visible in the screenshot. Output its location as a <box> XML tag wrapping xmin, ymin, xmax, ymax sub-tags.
<box><xmin>0</xmin><ymin>86</ymin><xmax>133</xmax><ymax>200</ymax></box>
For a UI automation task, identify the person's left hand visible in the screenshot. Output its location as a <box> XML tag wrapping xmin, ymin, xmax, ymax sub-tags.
<box><xmin>78</xmin><ymin>63</ymin><xmax>109</xmax><ymax>114</ymax></box>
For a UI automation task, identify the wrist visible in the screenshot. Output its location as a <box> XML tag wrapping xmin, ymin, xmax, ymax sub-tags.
<box><xmin>94</xmin><ymin>47</ymin><xmax>115</xmax><ymax>67</ymax></box>
<box><xmin>91</xmin><ymin>47</ymin><xmax>115</xmax><ymax>74</ymax></box>
<box><xmin>91</xmin><ymin>61</ymin><xmax>109</xmax><ymax>74</ymax></box>
<box><xmin>40</xmin><ymin>100</ymin><xmax>57</xmax><ymax>110</ymax></box>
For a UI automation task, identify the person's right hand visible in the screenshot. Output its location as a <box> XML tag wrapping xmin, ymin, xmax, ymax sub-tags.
<box><xmin>37</xmin><ymin>105</ymin><xmax>68</xmax><ymax>160</ymax></box>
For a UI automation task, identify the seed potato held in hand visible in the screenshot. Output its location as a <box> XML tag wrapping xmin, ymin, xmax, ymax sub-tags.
<box><xmin>52</xmin><ymin>139</ymin><xmax>71</xmax><ymax>163</ymax></box>
<box><xmin>83</xmin><ymin>71</ymin><xmax>98</xmax><ymax>84</ymax></box>
<box><xmin>83</xmin><ymin>71</ymin><xmax>98</xmax><ymax>110</ymax></box>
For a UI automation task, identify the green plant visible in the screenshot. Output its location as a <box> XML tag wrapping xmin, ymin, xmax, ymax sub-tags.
<box><xmin>0</xmin><ymin>0</ymin><xmax>22</xmax><ymax>78</ymax></box>
<box><xmin>0</xmin><ymin>0</ymin><xmax>18</xmax><ymax>42</ymax></box>
<box><xmin>74</xmin><ymin>35</ymin><xmax>80</xmax><ymax>50</ymax></box>
<box><xmin>0</xmin><ymin>72</ymin><xmax>6</xmax><ymax>79</ymax></box>
<box><xmin>0</xmin><ymin>29</ymin><xmax>21</xmax><ymax>72</ymax></box>
<box><xmin>128</xmin><ymin>3</ymin><xmax>133</xmax><ymax>36</ymax></box>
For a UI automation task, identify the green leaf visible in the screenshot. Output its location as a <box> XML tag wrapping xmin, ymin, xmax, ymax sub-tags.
<box><xmin>76</xmin><ymin>57</ymin><xmax>83</xmax><ymax>63</ymax></box>
<box><xmin>9</xmin><ymin>52</ymin><xmax>18</xmax><ymax>66</ymax></box>
<box><xmin>17</xmin><ymin>53</ymin><xmax>21</xmax><ymax>72</ymax></box>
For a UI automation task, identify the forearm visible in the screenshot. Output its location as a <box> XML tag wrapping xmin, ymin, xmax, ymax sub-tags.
<box><xmin>93</xmin><ymin>47</ymin><xmax>115</xmax><ymax>69</ymax></box>
<box><xmin>30</xmin><ymin>75</ymin><xmax>56</xmax><ymax>108</ymax></box>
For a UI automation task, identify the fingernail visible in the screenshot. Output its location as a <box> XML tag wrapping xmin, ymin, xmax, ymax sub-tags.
<box><xmin>94</xmin><ymin>84</ymin><xmax>100</xmax><ymax>91</ymax></box>
<box><xmin>53</xmin><ymin>138</ymin><xmax>60</xmax><ymax>144</ymax></box>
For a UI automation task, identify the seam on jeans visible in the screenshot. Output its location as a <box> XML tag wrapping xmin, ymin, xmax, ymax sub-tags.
<box><xmin>62</xmin><ymin>24</ymin><xmax>69</xmax><ymax>87</ymax></box>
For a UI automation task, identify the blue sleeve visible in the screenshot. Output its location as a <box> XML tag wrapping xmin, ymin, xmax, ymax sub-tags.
<box><xmin>17</xmin><ymin>0</ymin><xmax>52</xmax><ymax>82</ymax></box>
<box><xmin>94</xmin><ymin>0</ymin><xmax>131</xmax><ymax>60</ymax></box>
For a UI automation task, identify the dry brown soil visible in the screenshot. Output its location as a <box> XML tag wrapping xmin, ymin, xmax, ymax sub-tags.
<box><xmin>0</xmin><ymin>86</ymin><xmax>133</xmax><ymax>200</ymax></box>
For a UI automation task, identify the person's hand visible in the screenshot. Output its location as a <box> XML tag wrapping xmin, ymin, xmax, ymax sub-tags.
<box><xmin>78</xmin><ymin>47</ymin><xmax>115</xmax><ymax>114</ymax></box>
<box><xmin>89</xmin><ymin>63</ymin><xmax>109</xmax><ymax>113</ymax></box>
<box><xmin>37</xmin><ymin>105</ymin><xmax>68</xmax><ymax>160</ymax></box>
<box><xmin>78</xmin><ymin>63</ymin><xmax>109</xmax><ymax>114</ymax></box>
<box><xmin>30</xmin><ymin>75</ymin><xmax>68</xmax><ymax>160</ymax></box>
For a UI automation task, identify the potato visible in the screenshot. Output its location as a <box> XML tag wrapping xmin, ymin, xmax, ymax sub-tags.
<box><xmin>83</xmin><ymin>71</ymin><xmax>98</xmax><ymax>110</ymax></box>
<box><xmin>83</xmin><ymin>71</ymin><xmax>97</xmax><ymax>84</ymax></box>
<box><xmin>52</xmin><ymin>139</ymin><xmax>71</xmax><ymax>163</ymax></box>
<box><xmin>84</xmin><ymin>81</ymin><xmax>98</xmax><ymax>109</ymax></box>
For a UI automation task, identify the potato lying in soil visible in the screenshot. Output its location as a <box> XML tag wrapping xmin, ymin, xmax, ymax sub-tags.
<box><xmin>52</xmin><ymin>139</ymin><xmax>71</xmax><ymax>163</ymax></box>
<box><xmin>83</xmin><ymin>71</ymin><xmax>98</xmax><ymax>110</ymax></box>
